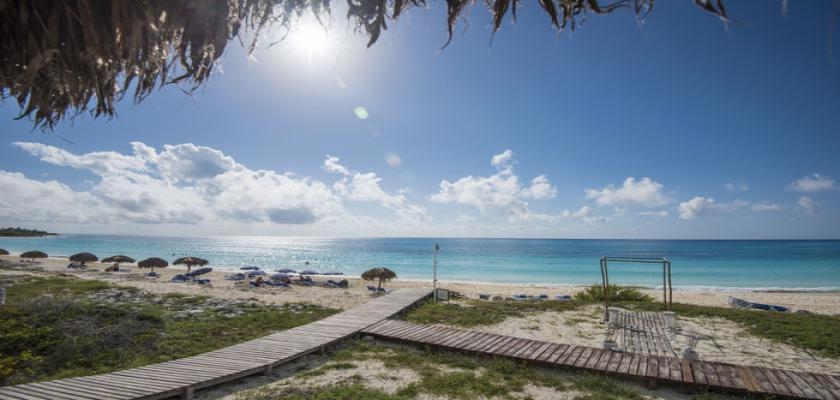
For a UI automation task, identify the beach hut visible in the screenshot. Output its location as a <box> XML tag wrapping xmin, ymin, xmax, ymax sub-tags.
<box><xmin>0</xmin><ymin>249</ymin><xmax>9</xmax><ymax>256</ymax></box>
<box><xmin>138</xmin><ymin>257</ymin><xmax>168</xmax><ymax>275</ymax></box>
<box><xmin>173</xmin><ymin>256</ymin><xmax>208</xmax><ymax>274</ymax></box>
<box><xmin>20</xmin><ymin>250</ymin><xmax>47</xmax><ymax>262</ymax></box>
<box><xmin>69</xmin><ymin>252</ymin><xmax>98</xmax><ymax>266</ymax></box>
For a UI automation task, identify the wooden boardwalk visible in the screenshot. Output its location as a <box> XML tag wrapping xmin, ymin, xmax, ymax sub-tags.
<box><xmin>0</xmin><ymin>288</ymin><xmax>432</xmax><ymax>400</ymax></box>
<box><xmin>362</xmin><ymin>320</ymin><xmax>840</xmax><ymax>400</ymax></box>
<box><xmin>611</xmin><ymin>310</ymin><xmax>676</xmax><ymax>357</ymax></box>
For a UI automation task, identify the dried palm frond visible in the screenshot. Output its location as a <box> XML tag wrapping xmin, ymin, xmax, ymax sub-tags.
<box><xmin>0</xmin><ymin>0</ymin><xmax>727</xmax><ymax>130</ymax></box>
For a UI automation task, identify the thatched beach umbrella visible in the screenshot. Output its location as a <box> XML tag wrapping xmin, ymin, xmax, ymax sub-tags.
<box><xmin>0</xmin><ymin>249</ymin><xmax>9</xmax><ymax>256</ymax></box>
<box><xmin>20</xmin><ymin>250</ymin><xmax>47</xmax><ymax>262</ymax></box>
<box><xmin>69</xmin><ymin>252</ymin><xmax>98</xmax><ymax>265</ymax></box>
<box><xmin>138</xmin><ymin>257</ymin><xmax>168</xmax><ymax>274</ymax></box>
<box><xmin>361</xmin><ymin>267</ymin><xmax>397</xmax><ymax>291</ymax></box>
<box><xmin>1</xmin><ymin>1</ymin><xmax>728</xmax><ymax>130</ymax></box>
<box><xmin>102</xmin><ymin>255</ymin><xmax>135</xmax><ymax>265</ymax></box>
<box><xmin>173</xmin><ymin>257</ymin><xmax>208</xmax><ymax>274</ymax></box>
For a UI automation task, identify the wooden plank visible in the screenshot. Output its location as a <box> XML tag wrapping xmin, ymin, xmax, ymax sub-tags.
<box><xmin>475</xmin><ymin>334</ymin><xmax>507</xmax><ymax>353</ymax></box>
<box><xmin>780</xmin><ymin>369</ymin><xmax>822</xmax><ymax>399</ymax></box>
<box><xmin>573</xmin><ymin>347</ymin><xmax>594</xmax><ymax>368</ymax></box>
<box><xmin>535</xmin><ymin>343</ymin><xmax>563</xmax><ymax>362</ymax></box>
<box><xmin>0</xmin><ymin>389</ymin><xmax>44</xmax><ymax>400</ymax></box>
<box><xmin>680</xmin><ymin>359</ymin><xmax>694</xmax><ymax>384</ymax></box>
<box><xmin>24</xmin><ymin>382</ymin><xmax>112</xmax><ymax>400</ymax></box>
<box><xmin>604</xmin><ymin>351</ymin><xmax>622</xmax><ymax>373</ymax></box>
<box><xmin>486</xmin><ymin>337</ymin><xmax>518</xmax><ymax>355</ymax></box>
<box><xmin>645</xmin><ymin>355</ymin><xmax>659</xmax><ymax>379</ymax></box>
<box><xmin>499</xmin><ymin>338</ymin><xmax>530</xmax><ymax>357</ymax></box>
<box><xmin>617</xmin><ymin>352</ymin><xmax>633</xmax><ymax>375</ymax></box>
<box><xmin>1</xmin><ymin>385</ymin><xmax>82</xmax><ymax>400</ymax></box>
<box><xmin>800</xmin><ymin>372</ymin><xmax>840</xmax><ymax>400</ymax></box>
<box><xmin>656</xmin><ymin>355</ymin><xmax>670</xmax><ymax>380</ymax></box>
<box><xmin>763</xmin><ymin>368</ymin><xmax>798</xmax><ymax>396</ymax></box>
<box><xmin>512</xmin><ymin>340</ymin><xmax>540</xmax><ymax>359</ymax></box>
<box><xmin>52</xmin><ymin>378</ymin><xmax>149</xmax><ymax>398</ymax></box>
<box><xmin>1</xmin><ymin>387</ymin><xmax>57</xmax><ymax>400</ymax></box>
<box><xmin>690</xmin><ymin>360</ymin><xmax>707</xmax><ymax>386</ymax></box>
<box><xmin>527</xmin><ymin>342</ymin><xmax>555</xmax><ymax>361</ymax></box>
<box><xmin>584</xmin><ymin>349</ymin><xmax>605</xmax><ymax>370</ymax></box>
<box><xmin>556</xmin><ymin>345</ymin><xmax>583</xmax><ymax>367</ymax></box>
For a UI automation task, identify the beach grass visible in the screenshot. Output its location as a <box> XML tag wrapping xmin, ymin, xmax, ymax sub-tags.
<box><xmin>406</xmin><ymin>298</ymin><xmax>585</xmax><ymax>327</ymax></box>
<box><xmin>0</xmin><ymin>274</ymin><xmax>339</xmax><ymax>385</ymax></box>
<box><xmin>236</xmin><ymin>341</ymin><xmax>649</xmax><ymax>400</ymax></box>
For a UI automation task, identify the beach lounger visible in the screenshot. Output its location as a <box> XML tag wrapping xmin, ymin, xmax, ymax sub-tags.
<box><xmin>538</xmin><ymin>294</ymin><xmax>548</xmax><ymax>300</ymax></box>
<box><xmin>241</xmin><ymin>266</ymin><xmax>260</xmax><ymax>271</ymax></box>
<box><xmin>171</xmin><ymin>274</ymin><xmax>190</xmax><ymax>283</ymax></box>
<box><xmin>554</xmin><ymin>295</ymin><xmax>572</xmax><ymax>301</ymax></box>
<box><xmin>510</xmin><ymin>294</ymin><xmax>528</xmax><ymax>301</ymax></box>
<box><xmin>225</xmin><ymin>273</ymin><xmax>246</xmax><ymax>281</ymax></box>
<box><xmin>146</xmin><ymin>272</ymin><xmax>159</xmax><ymax>278</ymax></box>
<box><xmin>479</xmin><ymin>293</ymin><xmax>490</xmax><ymax>300</ymax></box>
<box><xmin>366</xmin><ymin>285</ymin><xmax>391</xmax><ymax>293</ymax></box>
<box><xmin>191</xmin><ymin>278</ymin><xmax>211</xmax><ymax>285</ymax></box>
<box><xmin>728</xmin><ymin>296</ymin><xmax>789</xmax><ymax>312</ymax></box>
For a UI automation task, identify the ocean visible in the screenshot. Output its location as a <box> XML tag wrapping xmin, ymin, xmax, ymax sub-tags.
<box><xmin>1</xmin><ymin>235</ymin><xmax>839</xmax><ymax>291</ymax></box>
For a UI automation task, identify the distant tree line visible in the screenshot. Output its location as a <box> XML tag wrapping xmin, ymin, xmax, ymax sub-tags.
<box><xmin>0</xmin><ymin>228</ymin><xmax>57</xmax><ymax>237</ymax></box>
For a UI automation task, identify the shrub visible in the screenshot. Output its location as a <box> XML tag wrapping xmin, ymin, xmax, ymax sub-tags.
<box><xmin>574</xmin><ymin>284</ymin><xmax>653</xmax><ymax>303</ymax></box>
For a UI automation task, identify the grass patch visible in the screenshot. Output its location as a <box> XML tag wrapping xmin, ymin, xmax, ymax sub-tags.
<box><xmin>405</xmin><ymin>299</ymin><xmax>582</xmax><ymax>327</ymax></box>
<box><xmin>0</xmin><ymin>274</ymin><xmax>339</xmax><ymax>385</ymax></box>
<box><xmin>574</xmin><ymin>284</ymin><xmax>653</xmax><ymax>302</ymax></box>
<box><xmin>624</xmin><ymin>301</ymin><xmax>840</xmax><ymax>359</ymax></box>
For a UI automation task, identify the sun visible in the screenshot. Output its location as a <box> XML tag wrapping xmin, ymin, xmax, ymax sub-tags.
<box><xmin>289</xmin><ymin>21</ymin><xmax>332</xmax><ymax>57</ymax></box>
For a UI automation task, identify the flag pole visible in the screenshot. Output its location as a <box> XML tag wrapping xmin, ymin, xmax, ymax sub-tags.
<box><xmin>433</xmin><ymin>243</ymin><xmax>438</xmax><ymax>301</ymax></box>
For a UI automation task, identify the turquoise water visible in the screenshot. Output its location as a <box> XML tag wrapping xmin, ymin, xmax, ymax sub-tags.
<box><xmin>1</xmin><ymin>235</ymin><xmax>839</xmax><ymax>290</ymax></box>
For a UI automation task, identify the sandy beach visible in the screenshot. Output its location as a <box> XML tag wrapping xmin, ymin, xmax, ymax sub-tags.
<box><xmin>3</xmin><ymin>255</ymin><xmax>839</xmax><ymax>315</ymax></box>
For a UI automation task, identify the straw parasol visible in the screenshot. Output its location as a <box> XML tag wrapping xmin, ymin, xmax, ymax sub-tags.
<box><xmin>138</xmin><ymin>257</ymin><xmax>168</xmax><ymax>274</ymax></box>
<box><xmin>173</xmin><ymin>257</ymin><xmax>209</xmax><ymax>274</ymax></box>
<box><xmin>20</xmin><ymin>250</ymin><xmax>47</xmax><ymax>262</ymax></box>
<box><xmin>102</xmin><ymin>255</ymin><xmax>135</xmax><ymax>265</ymax></box>
<box><xmin>361</xmin><ymin>267</ymin><xmax>397</xmax><ymax>290</ymax></box>
<box><xmin>0</xmin><ymin>249</ymin><xmax>9</xmax><ymax>256</ymax></box>
<box><xmin>1</xmin><ymin>1</ymin><xmax>728</xmax><ymax>130</ymax></box>
<box><xmin>69</xmin><ymin>252</ymin><xmax>98</xmax><ymax>265</ymax></box>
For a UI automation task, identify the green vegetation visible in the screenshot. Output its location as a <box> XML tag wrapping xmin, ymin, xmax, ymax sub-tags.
<box><xmin>238</xmin><ymin>342</ymin><xmax>648</xmax><ymax>400</ymax></box>
<box><xmin>0</xmin><ymin>227</ymin><xmax>56</xmax><ymax>237</ymax></box>
<box><xmin>406</xmin><ymin>299</ymin><xmax>583</xmax><ymax>327</ymax></box>
<box><xmin>624</xmin><ymin>301</ymin><xmax>840</xmax><ymax>359</ymax></box>
<box><xmin>0</xmin><ymin>275</ymin><xmax>338</xmax><ymax>385</ymax></box>
<box><xmin>573</xmin><ymin>284</ymin><xmax>653</xmax><ymax>303</ymax></box>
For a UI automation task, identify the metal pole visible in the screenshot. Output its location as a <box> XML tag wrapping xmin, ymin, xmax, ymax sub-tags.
<box><xmin>662</xmin><ymin>259</ymin><xmax>667</xmax><ymax>308</ymax></box>
<box><xmin>433</xmin><ymin>244</ymin><xmax>438</xmax><ymax>301</ymax></box>
<box><xmin>667</xmin><ymin>260</ymin><xmax>673</xmax><ymax>309</ymax></box>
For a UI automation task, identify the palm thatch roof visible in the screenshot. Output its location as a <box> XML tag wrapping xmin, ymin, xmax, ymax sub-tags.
<box><xmin>101</xmin><ymin>255</ymin><xmax>135</xmax><ymax>263</ymax></box>
<box><xmin>138</xmin><ymin>257</ymin><xmax>168</xmax><ymax>269</ymax></box>
<box><xmin>0</xmin><ymin>0</ymin><xmax>728</xmax><ymax>130</ymax></box>
<box><xmin>69</xmin><ymin>252</ymin><xmax>99</xmax><ymax>263</ymax></box>
<box><xmin>0</xmin><ymin>249</ymin><xmax>9</xmax><ymax>256</ymax></box>
<box><xmin>361</xmin><ymin>266</ymin><xmax>397</xmax><ymax>289</ymax></box>
<box><xmin>173</xmin><ymin>256</ymin><xmax>209</xmax><ymax>266</ymax></box>
<box><xmin>20</xmin><ymin>250</ymin><xmax>48</xmax><ymax>259</ymax></box>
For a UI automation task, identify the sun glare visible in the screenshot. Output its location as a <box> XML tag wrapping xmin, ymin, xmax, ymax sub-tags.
<box><xmin>289</xmin><ymin>21</ymin><xmax>332</xmax><ymax>59</ymax></box>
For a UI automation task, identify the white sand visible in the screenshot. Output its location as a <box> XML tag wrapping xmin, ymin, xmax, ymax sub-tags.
<box><xmin>3</xmin><ymin>255</ymin><xmax>839</xmax><ymax>314</ymax></box>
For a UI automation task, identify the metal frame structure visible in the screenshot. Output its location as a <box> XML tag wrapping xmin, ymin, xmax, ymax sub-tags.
<box><xmin>600</xmin><ymin>256</ymin><xmax>672</xmax><ymax>321</ymax></box>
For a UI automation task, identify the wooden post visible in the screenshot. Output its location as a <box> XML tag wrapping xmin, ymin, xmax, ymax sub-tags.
<box><xmin>182</xmin><ymin>386</ymin><xmax>194</xmax><ymax>400</ymax></box>
<box><xmin>264</xmin><ymin>364</ymin><xmax>273</xmax><ymax>376</ymax></box>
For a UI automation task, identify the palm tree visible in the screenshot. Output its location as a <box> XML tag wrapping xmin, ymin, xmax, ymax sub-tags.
<box><xmin>0</xmin><ymin>0</ymin><xmax>728</xmax><ymax>130</ymax></box>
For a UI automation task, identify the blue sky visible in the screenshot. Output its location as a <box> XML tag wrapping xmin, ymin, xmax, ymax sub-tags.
<box><xmin>1</xmin><ymin>1</ymin><xmax>839</xmax><ymax>238</ymax></box>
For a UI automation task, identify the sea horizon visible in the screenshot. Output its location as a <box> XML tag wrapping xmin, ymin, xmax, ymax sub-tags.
<box><xmin>3</xmin><ymin>234</ymin><xmax>839</xmax><ymax>291</ymax></box>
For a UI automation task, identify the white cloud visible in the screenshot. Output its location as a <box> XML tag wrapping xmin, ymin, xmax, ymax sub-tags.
<box><xmin>787</xmin><ymin>174</ymin><xmax>837</xmax><ymax>193</ymax></box>
<box><xmin>613</xmin><ymin>207</ymin><xmax>628</xmax><ymax>217</ymax></box>
<box><xmin>385</xmin><ymin>153</ymin><xmax>402</xmax><ymax>168</ymax></box>
<box><xmin>8</xmin><ymin>142</ymin><xmax>425</xmax><ymax>228</ymax></box>
<box><xmin>323</xmin><ymin>155</ymin><xmax>428</xmax><ymax>224</ymax></box>
<box><xmin>585</xmin><ymin>177</ymin><xmax>667</xmax><ymax>207</ymax></box>
<box><xmin>678</xmin><ymin>197</ymin><xmax>717</xmax><ymax>220</ymax></box>
<box><xmin>561</xmin><ymin>206</ymin><xmax>607</xmax><ymax>225</ymax></box>
<box><xmin>750</xmin><ymin>202</ymin><xmax>782</xmax><ymax>212</ymax></box>
<box><xmin>637</xmin><ymin>210</ymin><xmax>670</xmax><ymax>217</ymax></box>
<box><xmin>796</xmin><ymin>196</ymin><xmax>818</xmax><ymax>215</ymax></box>
<box><xmin>724</xmin><ymin>182</ymin><xmax>750</xmax><ymax>192</ymax></box>
<box><xmin>491</xmin><ymin>149</ymin><xmax>514</xmax><ymax>169</ymax></box>
<box><xmin>429</xmin><ymin>150</ymin><xmax>556</xmax><ymax>222</ymax></box>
